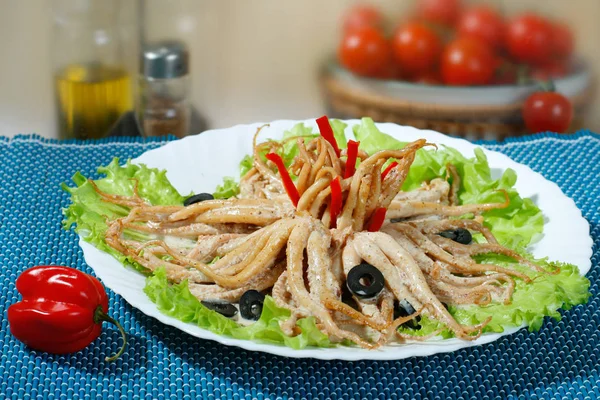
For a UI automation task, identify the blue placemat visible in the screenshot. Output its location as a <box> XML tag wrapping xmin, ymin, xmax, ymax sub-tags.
<box><xmin>0</xmin><ymin>132</ymin><xmax>598</xmax><ymax>400</ymax></box>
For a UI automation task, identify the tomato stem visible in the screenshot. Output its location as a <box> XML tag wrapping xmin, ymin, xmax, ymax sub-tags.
<box><xmin>537</xmin><ymin>79</ymin><xmax>556</xmax><ymax>93</ymax></box>
<box><xmin>94</xmin><ymin>306</ymin><xmax>127</xmax><ymax>362</ymax></box>
<box><xmin>515</xmin><ymin>64</ymin><xmax>530</xmax><ymax>85</ymax></box>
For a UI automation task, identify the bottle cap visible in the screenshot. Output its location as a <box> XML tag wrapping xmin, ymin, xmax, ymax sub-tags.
<box><xmin>141</xmin><ymin>40</ymin><xmax>189</xmax><ymax>79</ymax></box>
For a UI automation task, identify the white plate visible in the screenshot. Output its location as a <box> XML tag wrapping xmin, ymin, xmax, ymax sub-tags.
<box><xmin>78</xmin><ymin>120</ymin><xmax>593</xmax><ymax>361</ymax></box>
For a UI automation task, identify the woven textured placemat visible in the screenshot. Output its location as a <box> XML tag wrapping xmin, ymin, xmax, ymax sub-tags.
<box><xmin>0</xmin><ymin>133</ymin><xmax>598</xmax><ymax>400</ymax></box>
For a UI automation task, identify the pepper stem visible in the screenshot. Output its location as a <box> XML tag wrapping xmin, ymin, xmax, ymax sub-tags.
<box><xmin>94</xmin><ymin>306</ymin><xmax>127</xmax><ymax>362</ymax></box>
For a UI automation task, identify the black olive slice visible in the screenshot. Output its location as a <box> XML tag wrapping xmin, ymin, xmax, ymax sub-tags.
<box><xmin>184</xmin><ymin>192</ymin><xmax>214</xmax><ymax>206</ymax></box>
<box><xmin>239</xmin><ymin>290</ymin><xmax>265</xmax><ymax>321</ymax></box>
<box><xmin>393</xmin><ymin>299</ymin><xmax>421</xmax><ymax>329</ymax></box>
<box><xmin>341</xmin><ymin>285</ymin><xmax>360</xmax><ymax>310</ymax></box>
<box><xmin>439</xmin><ymin>228</ymin><xmax>472</xmax><ymax>245</ymax></box>
<box><xmin>454</xmin><ymin>228</ymin><xmax>472</xmax><ymax>244</ymax></box>
<box><xmin>346</xmin><ymin>263</ymin><xmax>385</xmax><ymax>299</ymax></box>
<box><xmin>439</xmin><ymin>229</ymin><xmax>458</xmax><ymax>240</ymax></box>
<box><xmin>201</xmin><ymin>300</ymin><xmax>238</xmax><ymax>318</ymax></box>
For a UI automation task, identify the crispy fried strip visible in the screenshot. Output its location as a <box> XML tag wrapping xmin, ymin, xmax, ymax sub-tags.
<box><xmin>388</xmin><ymin>190</ymin><xmax>510</xmax><ymax>220</ymax></box>
<box><xmin>96</xmin><ymin>138</ymin><xmax>538</xmax><ymax>349</ymax></box>
<box><xmin>285</xmin><ymin>219</ymin><xmax>377</xmax><ymax>348</ymax></box>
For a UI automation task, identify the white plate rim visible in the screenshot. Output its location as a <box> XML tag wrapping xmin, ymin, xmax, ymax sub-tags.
<box><xmin>77</xmin><ymin>119</ymin><xmax>593</xmax><ymax>361</ymax></box>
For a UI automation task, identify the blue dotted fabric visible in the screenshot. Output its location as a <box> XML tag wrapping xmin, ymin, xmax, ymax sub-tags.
<box><xmin>0</xmin><ymin>132</ymin><xmax>598</xmax><ymax>400</ymax></box>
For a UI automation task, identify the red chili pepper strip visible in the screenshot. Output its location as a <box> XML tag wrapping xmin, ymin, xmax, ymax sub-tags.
<box><xmin>381</xmin><ymin>161</ymin><xmax>398</xmax><ymax>180</ymax></box>
<box><xmin>344</xmin><ymin>140</ymin><xmax>360</xmax><ymax>178</ymax></box>
<box><xmin>366</xmin><ymin>207</ymin><xmax>388</xmax><ymax>232</ymax></box>
<box><xmin>7</xmin><ymin>265</ymin><xmax>127</xmax><ymax>362</ymax></box>
<box><xmin>266</xmin><ymin>153</ymin><xmax>300</xmax><ymax>207</ymax></box>
<box><xmin>316</xmin><ymin>115</ymin><xmax>341</xmax><ymax>157</ymax></box>
<box><xmin>329</xmin><ymin>176</ymin><xmax>343</xmax><ymax>228</ymax></box>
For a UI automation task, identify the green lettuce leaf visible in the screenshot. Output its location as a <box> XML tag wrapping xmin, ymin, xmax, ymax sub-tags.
<box><xmin>353</xmin><ymin>117</ymin><xmax>543</xmax><ymax>248</ymax></box>
<box><xmin>330</xmin><ymin>119</ymin><xmax>348</xmax><ymax>149</ymax></box>
<box><xmin>145</xmin><ymin>268</ymin><xmax>331</xmax><ymax>349</ymax></box>
<box><xmin>239</xmin><ymin>155</ymin><xmax>254</xmax><ymax>178</ymax></box>
<box><xmin>62</xmin><ymin>158</ymin><xmax>185</xmax><ymax>273</ymax></box>
<box><xmin>62</xmin><ymin>159</ymin><xmax>332</xmax><ymax>349</ymax></box>
<box><xmin>353</xmin><ymin>117</ymin><xmax>403</xmax><ymax>156</ymax></box>
<box><xmin>280</xmin><ymin>122</ymin><xmax>318</xmax><ymax>167</ymax></box>
<box><xmin>214</xmin><ymin>177</ymin><xmax>240</xmax><ymax>199</ymax></box>
<box><xmin>453</xmin><ymin>255</ymin><xmax>590</xmax><ymax>333</ymax></box>
<box><xmin>401</xmin><ymin>255</ymin><xmax>590</xmax><ymax>337</ymax></box>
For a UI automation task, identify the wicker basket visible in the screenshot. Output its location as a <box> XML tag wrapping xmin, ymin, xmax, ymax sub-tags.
<box><xmin>320</xmin><ymin>65</ymin><xmax>594</xmax><ymax>141</ymax></box>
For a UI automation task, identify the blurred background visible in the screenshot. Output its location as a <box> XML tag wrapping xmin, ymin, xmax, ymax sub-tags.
<box><xmin>0</xmin><ymin>0</ymin><xmax>597</xmax><ymax>140</ymax></box>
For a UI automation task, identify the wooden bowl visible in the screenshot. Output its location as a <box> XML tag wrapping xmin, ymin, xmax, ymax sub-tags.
<box><xmin>320</xmin><ymin>60</ymin><xmax>594</xmax><ymax>141</ymax></box>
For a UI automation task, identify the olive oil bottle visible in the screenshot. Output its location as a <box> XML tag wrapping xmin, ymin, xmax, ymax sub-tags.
<box><xmin>52</xmin><ymin>0</ymin><xmax>136</xmax><ymax>139</ymax></box>
<box><xmin>55</xmin><ymin>64</ymin><xmax>132</xmax><ymax>139</ymax></box>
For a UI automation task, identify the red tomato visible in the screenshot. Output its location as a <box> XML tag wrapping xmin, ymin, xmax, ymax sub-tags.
<box><xmin>506</xmin><ymin>14</ymin><xmax>554</xmax><ymax>65</ymax></box>
<box><xmin>441</xmin><ymin>37</ymin><xmax>496</xmax><ymax>85</ymax></box>
<box><xmin>412</xmin><ymin>71</ymin><xmax>442</xmax><ymax>84</ymax></box>
<box><xmin>552</xmin><ymin>22</ymin><xmax>574</xmax><ymax>60</ymax></box>
<box><xmin>342</xmin><ymin>4</ymin><xmax>383</xmax><ymax>33</ymax></box>
<box><xmin>392</xmin><ymin>22</ymin><xmax>443</xmax><ymax>75</ymax></box>
<box><xmin>457</xmin><ymin>5</ymin><xmax>505</xmax><ymax>49</ymax></box>
<box><xmin>522</xmin><ymin>92</ymin><xmax>573</xmax><ymax>133</ymax></box>
<box><xmin>531</xmin><ymin>61</ymin><xmax>570</xmax><ymax>81</ymax></box>
<box><xmin>416</xmin><ymin>0</ymin><xmax>462</xmax><ymax>27</ymax></box>
<box><xmin>338</xmin><ymin>27</ymin><xmax>393</xmax><ymax>77</ymax></box>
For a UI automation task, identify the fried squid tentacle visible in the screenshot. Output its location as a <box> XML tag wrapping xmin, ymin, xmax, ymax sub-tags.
<box><xmin>284</xmin><ymin>218</ymin><xmax>377</xmax><ymax>348</ymax></box>
<box><xmin>96</xmin><ymin>137</ymin><xmax>534</xmax><ymax>350</ymax></box>
<box><xmin>358</xmin><ymin>232</ymin><xmax>489</xmax><ymax>340</ymax></box>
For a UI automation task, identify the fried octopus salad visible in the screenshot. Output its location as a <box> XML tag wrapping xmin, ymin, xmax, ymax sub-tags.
<box><xmin>63</xmin><ymin>117</ymin><xmax>590</xmax><ymax>350</ymax></box>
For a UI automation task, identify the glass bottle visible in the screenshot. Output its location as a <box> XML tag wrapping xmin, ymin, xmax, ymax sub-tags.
<box><xmin>137</xmin><ymin>40</ymin><xmax>191</xmax><ymax>138</ymax></box>
<box><xmin>52</xmin><ymin>0</ymin><xmax>134</xmax><ymax>139</ymax></box>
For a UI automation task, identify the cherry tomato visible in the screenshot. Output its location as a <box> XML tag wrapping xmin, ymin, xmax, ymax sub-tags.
<box><xmin>416</xmin><ymin>0</ymin><xmax>462</xmax><ymax>27</ymax></box>
<box><xmin>522</xmin><ymin>91</ymin><xmax>573</xmax><ymax>133</ymax></box>
<box><xmin>531</xmin><ymin>61</ymin><xmax>570</xmax><ymax>81</ymax></box>
<box><xmin>338</xmin><ymin>26</ymin><xmax>393</xmax><ymax>77</ymax></box>
<box><xmin>552</xmin><ymin>22</ymin><xmax>574</xmax><ymax>60</ymax></box>
<box><xmin>506</xmin><ymin>13</ymin><xmax>554</xmax><ymax>65</ymax></box>
<box><xmin>392</xmin><ymin>22</ymin><xmax>443</xmax><ymax>75</ymax></box>
<box><xmin>412</xmin><ymin>70</ymin><xmax>442</xmax><ymax>85</ymax></box>
<box><xmin>441</xmin><ymin>37</ymin><xmax>496</xmax><ymax>85</ymax></box>
<box><xmin>342</xmin><ymin>4</ymin><xmax>383</xmax><ymax>33</ymax></box>
<box><xmin>457</xmin><ymin>5</ymin><xmax>505</xmax><ymax>49</ymax></box>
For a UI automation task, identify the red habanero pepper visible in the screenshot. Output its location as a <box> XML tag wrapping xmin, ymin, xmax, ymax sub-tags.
<box><xmin>366</xmin><ymin>207</ymin><xmax>387</xmax><ymax>232</ymax></box>
<box><xmin>329</xmin><ymin>176</ymin><xmax>343</xmax><ymax>228</ymax></box>
<box><xmin>344</xmin><ymin>140</ymin><xmax>360</xmax><ymax>178</ymax></box>
<box><xmin>381</xmin><ymin>161</ymin><xmax>398</xmax><ymax>180</ymax></box>
<box><xmin>266</xmin><ymin>153</ymin><xmax>300</xmax><ymax>207</ymax></box>
<box><xmin>316</xmin><ymin>115</ymin><xmax>341</xmax><ymax>157</ymax></box>
<box><xmin>7</xmin><ymin>266</ymin><xmax>127</xmax><ymax>362</ymax></box>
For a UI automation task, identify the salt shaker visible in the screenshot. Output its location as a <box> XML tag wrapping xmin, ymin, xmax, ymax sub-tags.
<box><xmin>137</xmin><ymin>40</ymin><xmax>191</xmax><ymax>138</ymax></box>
